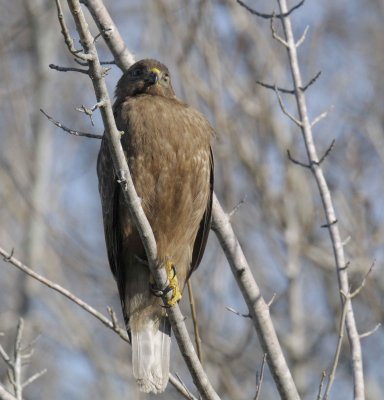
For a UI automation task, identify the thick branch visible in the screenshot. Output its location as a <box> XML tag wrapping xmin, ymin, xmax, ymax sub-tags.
<box><xmin>64</xmin><ymin>1</ymin><xmax>219</xmax><ymax>398</ymax></box>
<box><xmin>80</xmin><ymin>0</ymin><xmax>135</xmax><ymax>70</ymax></box>
<box><xmin>211</xmin><ymin>195</ymin><xmax>300</xmax><ymax>400</ymax></box>
<box><xmin>276</xmin><ymin>0</ymin><xmax>365</xmax><ymax>398</ymax></box>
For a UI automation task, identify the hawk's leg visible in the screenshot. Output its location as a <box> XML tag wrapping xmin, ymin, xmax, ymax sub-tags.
<box><xmin>150</xmin><ymin>261</ymin><xmax>182</xmax><ymax>306</ymax></box>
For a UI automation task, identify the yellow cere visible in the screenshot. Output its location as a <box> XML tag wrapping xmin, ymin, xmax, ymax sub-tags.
<box><xmin>150</xmin><ymin>67</ymin><xmax>161</xmax><ymax>76</ymax></box>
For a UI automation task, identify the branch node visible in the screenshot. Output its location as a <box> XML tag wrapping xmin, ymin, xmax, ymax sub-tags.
<box><xmin>311</xmin><ymin>139</ymin><xmax>335</xmax><ymax>166</ymax></box>
<box><xmin>270</xmin><ymin>14</ymin><xmax>288</xmax><ymax>47</ymax></box>
<box><xmin>3</xmin><ymin>248</ymin><xmax>14</xmax><ymax>261</ymax></box>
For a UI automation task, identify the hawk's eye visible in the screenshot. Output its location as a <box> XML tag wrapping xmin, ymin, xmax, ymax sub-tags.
<box><xmin>131</xmin><ymin>68</ymin><xmax>142</xmax><ymax>77</ymax></box>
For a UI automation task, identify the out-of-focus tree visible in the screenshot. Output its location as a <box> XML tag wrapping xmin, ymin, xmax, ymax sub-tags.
<box><xmin>0</xmin><ymin>1</ymin><xmax>383</xmax><ymax>399</ymax></box>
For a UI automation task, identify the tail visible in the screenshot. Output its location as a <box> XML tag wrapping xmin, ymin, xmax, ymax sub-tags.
<box><xmin>131</xmin><ymin>317</ymin><xmax>171</xmax><ymax>393</ymax></box>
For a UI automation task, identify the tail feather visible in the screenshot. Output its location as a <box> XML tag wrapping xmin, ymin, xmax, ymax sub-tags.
<box><xmin>132</xmin><ymin>317</ymin><xmax>171</xmax><ymax>393</ymax></box>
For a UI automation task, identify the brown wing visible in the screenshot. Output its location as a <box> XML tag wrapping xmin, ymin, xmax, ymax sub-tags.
<box><xmin>189</xmin><ymin>147</ymin><xmax>214</xmax><ymax>278</ymax></box>
<box><xmin>96</xmin><ymin>137</ymin><xmax>120</xmax><ymax>280</ymax></box>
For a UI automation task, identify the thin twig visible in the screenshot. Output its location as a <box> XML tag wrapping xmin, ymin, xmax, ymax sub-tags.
<box><xmin>350</xmin><ymin>260</ymin><xmax>375</xmax><ymax>298</ymax></box>
<box><xmin>295</xmin><ymin>25</ymin><xmax>309</xmax><ymax>47</ymax></box>
<box><xmin>359</xmin><ymin>323</ymin><xmax>381</xmax><ymax>339</ymax></box>
<box><xmin>287</xmin><ymin>149</ymin><xmax>310</xmax><ymax>168</ymax></box>
<box><xmin>174</xmin><ymin>373</ymin><xmax>197</xmax><ymax>400</ymax></box>
<box><xmin>21</xmin><ymin>369</ymin><xmax>47</xmax><ymax>389</ymax></box>
<box><xmin>236</xmin><ymin>0</ymin><xmax>305</xmax><ymax>20</ymax></box>
<box><xmin>316</xmin><ymin>371</ymin><xmax>327</xmax><ymax>400</ymax></box>
<box><xmin>40</xmin><ymin>109</ymin><xmax>103</xmax><ymax>139</ymax></box>
<box><xmin>54</xmin><ymin>0</ymin><xmax>91</xmax><ymax>60</ymax></box>
<box><xmin>322</xmin><ymin>293</ymin><xmax>349</xmax><ymax>400</ymax></box>
<box><xmin>257</xmin><ymin>71</ymin><xmax>321</xmax><ymax>95</ymax></box>
<box><xmin>187</xmin><ymin>280</ymin><xmax>203</xmax><ymax>363</ymax></box>
<box><xmin>49</xmin><ymin>63</ymin><xmax>89</xmax><ymax>74</ymax></box>
<box><xmin>311</xmin><ymin>110</ymin><xmax>329</xmax><ymax>127</ymax></box>
<box><xmin>317</xmin><ymin>140</ymin><xmax>335</xmax><ymax>166</ymax></box>
<box><xmin>225</xmin><ymin>306</ymin><xmax>251</xmax><ymax>319</ymax></box>
<box><xmin>270</xmin><ymin>14</ymin><xmax>288</xmax><ymax>47</ymax></box>
<box><xmin>274</xmin><ymin>86</ymin><xmax>303</xmax><ymax>127</ymax></box>
<box><xmin>228</xmin><ymin>197</ymin><xmax>246</xmax><ymax>218</ymax></box>
<box><xmin>253</xmin><ymin>354</ymin><xmax>267</xmax><ymax>400</ymax></box>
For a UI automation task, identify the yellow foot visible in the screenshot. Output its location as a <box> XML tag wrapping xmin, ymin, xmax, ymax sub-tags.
<box><xmin>165</xmin><ymin>261</ymin><xmax>182</xmax><ymax>306</ymax></box>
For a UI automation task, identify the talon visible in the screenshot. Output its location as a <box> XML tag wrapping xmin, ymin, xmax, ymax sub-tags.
<box><xmin>165</xmin><ymin>261</ymin><xmax>182</xmax><ymax>306</ymax></box>
<box><xmin>149</xmin><ymin>261</ymin><xmax>182</xmax><ymax>305</ymax></box>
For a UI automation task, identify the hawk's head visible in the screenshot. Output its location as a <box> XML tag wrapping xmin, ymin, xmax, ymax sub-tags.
<box><xmin>115</xmin><ymin>59</ymin><xmax>176</xmax><ymax>100</ymax></box>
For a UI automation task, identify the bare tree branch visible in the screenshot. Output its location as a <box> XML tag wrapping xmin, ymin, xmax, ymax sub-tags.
<box><xmin>211</xmin><ymin>195</ymin><xmax>300</xmax><ymax>400</ymax></box>
<box><xmin>276</xmin><ymin>0</ymin><xmax>365</xmax><ymax>397</ymax></box>
<box><xmin>40</xmin><ymin>109</ymin><xmax>103</xmax><ymax>139</ymax></box>
<box><xmin>0</xmin><ymin>319</ymin><xmax>46</xmax><ymax>400</ymax></box>
<box><xmin>187</xmin><ymin>280</ymin><xmax>203</xmax><ymax>363</ymax></box>
<box><xmin>80</xmin><ymin>0</ymin><xmax>135</xmax><ymax>70</ymax></box>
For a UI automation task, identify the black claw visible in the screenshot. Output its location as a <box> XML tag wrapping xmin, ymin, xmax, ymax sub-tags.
<box><xmin>150</xmin><ymin>283</ymin><xmax>172</xmax><ymax>298</ymax></box>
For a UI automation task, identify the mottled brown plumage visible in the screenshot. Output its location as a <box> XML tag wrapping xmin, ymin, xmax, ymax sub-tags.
<box><xmin>97</xmin><ymin>59</ymin><xmax>213</xmax><ymax>393</ymax></box>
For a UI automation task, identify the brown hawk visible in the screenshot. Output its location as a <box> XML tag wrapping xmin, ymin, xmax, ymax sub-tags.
<box><xmin>97</xmin><ymin>59</ymin><xmax>214</xmax><ymax>393</ymax></box>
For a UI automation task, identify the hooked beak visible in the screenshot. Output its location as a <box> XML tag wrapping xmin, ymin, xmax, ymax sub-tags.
<box><xmin>148</xmin><ymin>67</ymin><xmax>161</xmax><ymax>85</ymax></box>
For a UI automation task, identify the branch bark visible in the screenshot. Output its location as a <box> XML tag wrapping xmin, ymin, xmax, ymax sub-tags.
<box><xmin>211</xmin><ymin>195</ymin><xmax>300</xmax><ymax>400</ymax></box>
<box><xmin>276</xmin><ymin>1</ymin><xmax>364</xmax><ymax>398</ymax></box>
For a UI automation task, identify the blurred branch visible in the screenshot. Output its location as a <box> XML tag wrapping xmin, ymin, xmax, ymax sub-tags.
<box><xmin>0</xmin><ymin>384</ymin><xmax>17</xmax><ymax>400</ymax></box>
<box><xmin>253</xmin><ymin>354</ymin><xmax>267</xmax><ymax>400</ymax></box>
<box><xmin>0</xmin><ymin>319</ymin><xmax>46</xmax><ymax>400</ymax></box>
<box><xmin>58</xmin><ymin>1</ymin><xmax>220</xmax><ymax>398</ymax></box>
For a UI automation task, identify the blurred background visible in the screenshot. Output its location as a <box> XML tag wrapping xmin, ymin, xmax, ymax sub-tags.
<box><xmin>1</xmin><ymin>0</ymin><xmax>383</xmax><ymax>399</ymax></box>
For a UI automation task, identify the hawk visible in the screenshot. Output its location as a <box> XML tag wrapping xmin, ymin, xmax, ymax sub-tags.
<box><xmin>97</xmin><ymin>59</ymin><xmax>214</xmax><ymax>393</ymax></box>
